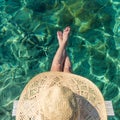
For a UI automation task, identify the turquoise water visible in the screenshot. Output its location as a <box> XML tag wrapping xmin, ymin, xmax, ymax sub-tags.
<box><xmin>0</xmin><ymin>0</ymin><xmax>120</xmax><ymax>119</ymax></box>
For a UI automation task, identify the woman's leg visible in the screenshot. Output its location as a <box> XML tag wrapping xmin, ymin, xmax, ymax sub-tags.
<box><xmin>50</xmin><ymin>27</ymin><xmax>70</xmax><ymax>71</ymax></box>
<box><xmin>62</xmin><ymin>27</ymin><xmax>72</xmax><ymax>73</ymax></box>
<box><xmin>63</xmin><ymin>56</ymin><xmax>72</xmax><ymax>73</ymax></box>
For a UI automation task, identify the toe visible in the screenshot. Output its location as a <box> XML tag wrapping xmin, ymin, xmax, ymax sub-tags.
<box><xmin>64</xmin><ymin>26</ymin><xmax>70</xmax><ymax>33</ymax></box>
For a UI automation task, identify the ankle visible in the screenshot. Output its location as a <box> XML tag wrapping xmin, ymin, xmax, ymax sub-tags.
<box><xmin>59</xmin><ymin>44</ymin><xmax>66</xmax><ymax>49</ymax></box>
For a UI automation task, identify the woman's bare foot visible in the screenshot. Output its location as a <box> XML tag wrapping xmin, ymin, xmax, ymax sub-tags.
<box><xmin>57</xmin><ymin>31</ymin><xmax>63</xmax><ymax>46</ymax></box>
<box><xmin>63</xmin><ymin>26</ymin><xmax>70</xmax><ymax>44</ymax></box>
<box><xmin>57</xmin><ymin>26</ymin><xmax>70</xmax><ymax>47</ymax></box>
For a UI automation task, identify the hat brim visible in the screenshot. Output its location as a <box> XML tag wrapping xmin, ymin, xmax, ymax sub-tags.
<box><xmin>16</xmin><ymin>71</ymin><xmax>107</xmax><ymax>120</ymax></box>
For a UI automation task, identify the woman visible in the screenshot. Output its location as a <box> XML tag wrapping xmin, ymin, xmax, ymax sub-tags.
<box><xmin>16</xmin><ymin>26</ymin><xmax>107</xmax><ymax>120</ymax></box>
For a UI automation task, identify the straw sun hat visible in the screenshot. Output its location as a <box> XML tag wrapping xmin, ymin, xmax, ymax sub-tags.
<box><xmin>16</xmin><ymin>72</ymin><xmax>107</xmax><ymax>120</ymax></box>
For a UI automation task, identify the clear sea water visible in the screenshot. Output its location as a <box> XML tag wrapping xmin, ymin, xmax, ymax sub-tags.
<box><xmin>0</xmin><ymin>0</ymin><xmax>120</xmax><ymax>119</ymax></box>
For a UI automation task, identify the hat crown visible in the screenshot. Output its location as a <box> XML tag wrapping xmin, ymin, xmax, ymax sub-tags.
<box><xmin>39</xmin><ymin>86</ymin><xmax>78</xmax><ymax>120</ymax></box>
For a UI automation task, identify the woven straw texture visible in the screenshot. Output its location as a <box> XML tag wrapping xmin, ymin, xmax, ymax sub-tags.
<box><xmin>16</xmin><ymin>71</ymin><xmax>107</xmax><ymax>120</ymax></box>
